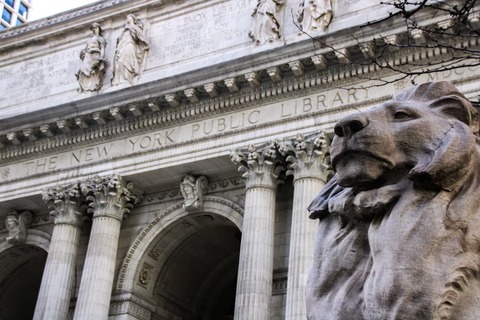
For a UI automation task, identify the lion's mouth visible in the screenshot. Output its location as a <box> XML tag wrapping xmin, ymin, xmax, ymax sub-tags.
<box><xmin>332</xmin><ymin>149</ymin><xmax>394</xmax><ymax>170</ymax></box>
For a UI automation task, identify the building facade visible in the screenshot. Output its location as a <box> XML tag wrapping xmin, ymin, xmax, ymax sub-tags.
<box><xmin>0</xmin><ymin>0</ymin><xmax>479</xmax><ymax>319</ymax></box>
<box><xmin>0</xmin><ymin>0</ymin><xmax>31</xmax><ymax>29</ymax></box>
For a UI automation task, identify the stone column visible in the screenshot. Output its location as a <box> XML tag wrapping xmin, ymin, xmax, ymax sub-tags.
<box><xmin>73</xmin><ymin>175</ymin><xmax>142</xmax><ymax>320</ymax></box>
<box><xmin>34</xmin><ymin>184</ymin><xmax>84</xmax><ymax>320</ymax></box>
<box><xmin>231</xmin><ymin>143</ymin><xmax>285</xmax><ymax>320</ymax></box>
<box><xmin>281</xmin><ymin>133</ymin><xmax>332</xmax><ymax>320</ymax></box>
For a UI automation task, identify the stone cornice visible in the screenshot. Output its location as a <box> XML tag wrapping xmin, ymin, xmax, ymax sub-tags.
<box><xmin>0</xmin><ymin>26</ymin><xmax>479</xmax><ymax>161</ymax></box>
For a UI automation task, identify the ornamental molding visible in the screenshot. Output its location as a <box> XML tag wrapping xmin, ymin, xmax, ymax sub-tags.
<box><xmin>1</xmin><ymin>34</ymin><xmax>479</xmax><ymax>160</ymax></box>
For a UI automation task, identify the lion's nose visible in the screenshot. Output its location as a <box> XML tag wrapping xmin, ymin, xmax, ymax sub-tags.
<box><xmin>334</xmin><ymin>114</ymin><xmax>369</xmax><ymax>138</ymax></box>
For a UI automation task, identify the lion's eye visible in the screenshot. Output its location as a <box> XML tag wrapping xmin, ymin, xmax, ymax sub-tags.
<box><xmin>393</xmin><ymin>110</ymin><xmax>412</xmax><ymax>120</ymax></box>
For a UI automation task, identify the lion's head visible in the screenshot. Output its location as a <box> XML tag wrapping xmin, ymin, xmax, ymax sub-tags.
<box><xmin>307</xmin><ymin>81</ymin><xmax>480</xmax><ymax>320</ymax></box>
<box><xmin>330</xmin><ymin>81</ymin><xmax>479</xmax><ymax>190</ymax></box>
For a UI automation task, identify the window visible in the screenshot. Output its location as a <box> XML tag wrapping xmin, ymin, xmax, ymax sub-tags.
<box><xmin>5</xmin><ymin>0</ymin><xmax>14</xmax><ymax>8</ymax></box>
<box><xmin>16</xmin><ymin>19</ymin><xmax>23</xmax><ymax>26</ymax></box>
<box><xmin>19</xmin><ymin>3</ymin><xmax>28</xmax><ymax>19</ymax></box>
<box><xmin>2</xmin><ymin>9</ymin><xmax>12</xmax><ymax>24</ymax></box>
<box><xmin>0</xmin><ymin>23</ymin><xmax>6</xmax><ymax>30</ymax></box>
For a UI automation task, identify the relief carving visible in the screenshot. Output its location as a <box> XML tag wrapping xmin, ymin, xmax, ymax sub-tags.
<box><xmin>306</xmin><ymin>81</ymin><xmax>480</xmax><ymax>319</ymax></box>
<box><xmin>249</xmin><ymin>0</ymin><xmax>285</xmax><ymax>45</ymax></box>
<box><xmin>76</xmin><ymin>22</ymin><xmax>107</xmax><ymax>92</ymax></box>
<box><xmin>112</xmin><ymin>14</ymin><xmax>150</xmax><ymax>86</ymax></box>
<box><xmin>180</xmin><ymin>175</ymin><xmax>208</xmax><ymax>212</ymax></box>
<box><xmin>296</xmin><ymin>0</ymin><xmax>333</xmax><ymax>32</ymax></box>
<box><xmin>5</xmin><ymin>210</ymin><xmax>32</xmax><ymax>245</ymax></box>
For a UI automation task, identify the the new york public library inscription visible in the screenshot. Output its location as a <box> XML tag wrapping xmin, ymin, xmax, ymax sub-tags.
<box><xmin>306</xmin><ymin>81</ymin><xmax>480</xmax><ymax>319</ymax></box>
<box><xmin>1</xmin><ymin>86</ymin><xmax>370</xmax><ymax>180</ymax></box>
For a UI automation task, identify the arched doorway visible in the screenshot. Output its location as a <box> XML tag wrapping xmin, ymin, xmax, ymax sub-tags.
<box><xmin>153</xmin><ymin>217</ymin><xmax>240</xmax><ymax>320</ymax></box>
<box><xmin>0</xmin><ymin>244</ymin><xmax>47</xmax><ymax>320</ymax></box>
<box><xmin>117</xmin><ymin>197</ymin><xmax>244</xmax><ymax>320</ymax></box>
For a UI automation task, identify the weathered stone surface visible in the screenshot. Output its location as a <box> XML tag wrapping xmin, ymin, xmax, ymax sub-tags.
<box><xmin>307</xmin><ymin>81</ymin><xmax>480</xmax><ymax>319</ymax></box>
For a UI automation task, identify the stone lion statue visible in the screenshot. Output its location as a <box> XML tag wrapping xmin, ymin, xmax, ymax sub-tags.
<box><xmin>306</xmin><ymin>81</ymin><xmax>480</xmax><ymax>320</ymax></box>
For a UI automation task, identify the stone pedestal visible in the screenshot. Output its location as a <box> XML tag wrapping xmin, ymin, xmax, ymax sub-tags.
<box><xmin>231</xmin><ymin>143</ymin><xmax>285</xmax><ymax>320</ymax></box>
<box><xmin>282</xmin><ymin>133</ymin><xmax>332</xmax><ymax>320</ymax></box>
<box><xmin>73</xmin><ymin>176</ymin><xmax>141</xmax><ymax>320</ymax></box>
<box><xmin>34</xmin><ymin>185</ymin><xmax>83</xmax><ymax>320</ymax></box>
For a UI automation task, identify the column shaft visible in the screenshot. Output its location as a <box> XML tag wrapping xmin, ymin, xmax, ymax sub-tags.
<box><xmin>34</xmin><ymin>223</ymin><xmax>81</xmax><ymax>320</ymax></box>
<box><xmin>234</xmin><ymin>186</ymin><xmax>276</xmax><ymax>320</ymax></box>
<box><xmin>73</xmin><ymin>216</ymin><xmax>122</xmax><ymax>320</ymax></box>
<box><xmin>285</xmin><ymin>177</ymin><xmax>325</xmax><ymax>319</ymax></box>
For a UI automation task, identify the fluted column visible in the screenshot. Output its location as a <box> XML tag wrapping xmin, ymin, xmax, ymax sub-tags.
<box><xmin>282</xmin><ymin>133</ymin><xmax>333</xmax><ymax>320</ymax></box>
<box><xmin>73</xmin><ymin>175</ymin><xmax>142</xmax><ymax>320</ymax></box>
<box><xmin>34</xmin><ymin>184</ymin><xmax>84</xmax><ymax>320</ymax></box>
<box><xmin>231</xmin><ymin>143</ymin><xmax>285</xmax><ymax>320</ymax></box>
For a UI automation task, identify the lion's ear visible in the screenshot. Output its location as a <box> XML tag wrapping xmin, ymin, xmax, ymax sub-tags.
<box><xmin>430</xmin><ymin>95</ymin><xmax>479</xmax><ymax>134</ymax></box>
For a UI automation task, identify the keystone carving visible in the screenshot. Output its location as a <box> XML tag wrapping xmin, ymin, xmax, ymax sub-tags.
<box><xmin>180</xmin><ymin>175</ymin><xmax>208</xmax><ymax>212</ymax></box>
<box><xmin>5</xmin><ymin>210</ymin><xmax>32</xmax><ymax>245</ymax></box>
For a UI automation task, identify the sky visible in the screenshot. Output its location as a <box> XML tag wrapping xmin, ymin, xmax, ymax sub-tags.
<box><xmin>29</xmin><ymin>0</ymin><xmax>100</xmax><ymax>21</ymax></box>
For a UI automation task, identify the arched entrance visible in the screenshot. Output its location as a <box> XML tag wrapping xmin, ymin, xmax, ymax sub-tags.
<box><xmin>153</xmin><ymin>215</ymin><xmax>240</xmax><ymax>320</ymax></box>
<box><xmin>116</xmin><ymin>197</ymin><xmax>244</xmax><ymax>320</ymax></box>
<box><xmin>0</xmin><ymin>244</ymin><xmax>47</xmax><ymax>320</ymax></box>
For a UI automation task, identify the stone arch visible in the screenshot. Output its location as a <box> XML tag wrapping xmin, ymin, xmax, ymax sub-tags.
<box><xmin>0</xmin><ymin>229</ymin><xmax>51</xmax><ymax>320</ymax></box>
<box><xmin>116</xmin><ymin>196</ymin><xmax>243</xmax><ymax>293</ymax></box>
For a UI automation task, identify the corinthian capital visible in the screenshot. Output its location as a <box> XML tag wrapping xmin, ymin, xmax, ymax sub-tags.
<box><xmin>81</xmin><ymin>175</ymin><xmax>143</xmax><ymax>221</ymax></box>
<box><xmin>279</xmin><ymin>132</ymin><xmax>334</xmax><ymax>182</ymax></box>
<box><xmin>230</xmin><ymin>142</ymin><xmax>286</xmax><ymax>190</ymax></box>
<box><xmin>43</xmin><ymin>184</ymin><xmax>84</xmax><ymax>227</ymax></box>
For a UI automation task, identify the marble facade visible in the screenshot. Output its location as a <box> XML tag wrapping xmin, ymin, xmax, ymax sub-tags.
<box><xmin>0</xmin><ymin>0</ymin><xmax>479</xmax><ymax>319</ymax></box>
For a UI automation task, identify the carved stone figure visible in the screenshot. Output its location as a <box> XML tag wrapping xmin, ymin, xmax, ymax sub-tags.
<box><xmin>76</xmin><ymin>22</ymin><xmax>107</xmax><ymax>92</ymax></box>
<box><xmin>5</xmin><ymin>210</ymin><xmax>32</xmax><ymax>245</ymax></box>
<box><xmin>306</xmin><ymin>81</ymin><xmax>480</xmax><ymax>319</ymax></box>
<box><xmin>297</xmin><ymin>0</ymin><xmax>333</xmax><ymax>32</ymax></box>
<box><xmin>112</xmin><ymin>14</ymin><xmax>149</xmax><ymax>86</ymax></box>
<box><xmin>180</xmin><ymin>175</ymin><xmax>208</xmax><ymax>212</ymax></box>
<box><xmin>249</xmin><ymin>0</ymin><xmax>285</xmax><ymax>45</ymax></box>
